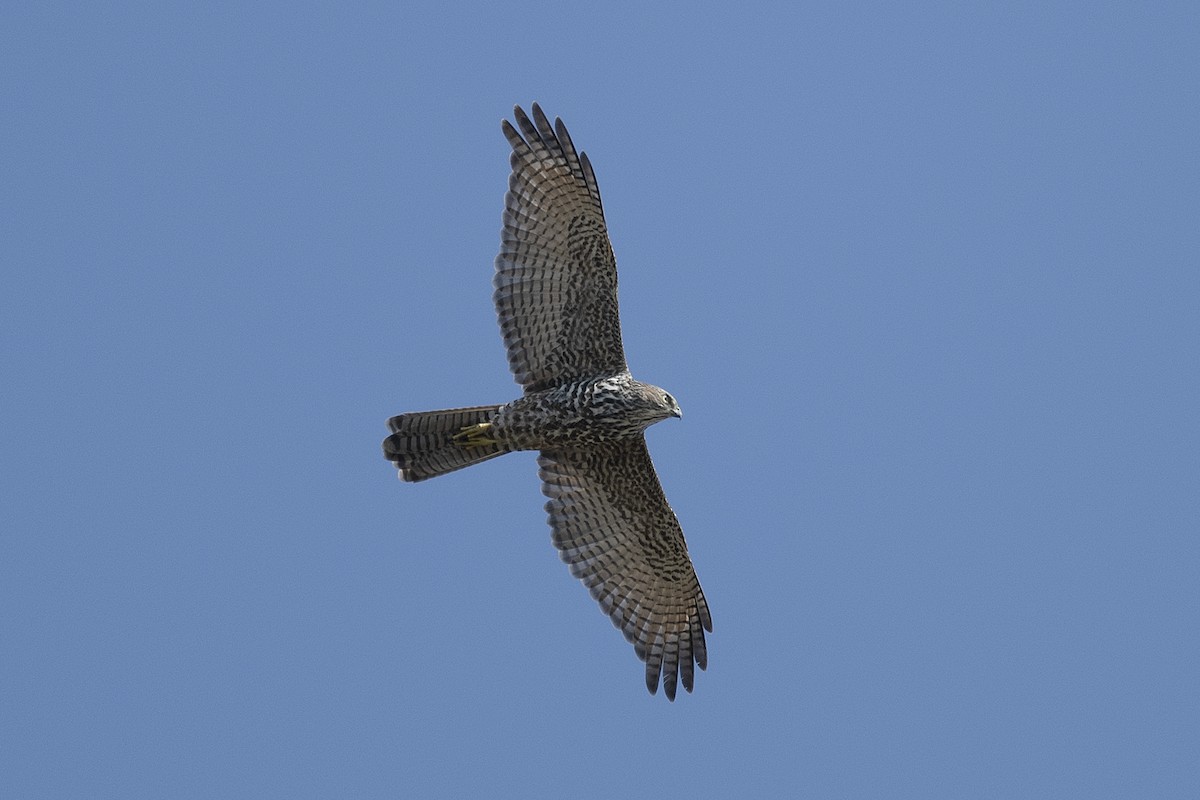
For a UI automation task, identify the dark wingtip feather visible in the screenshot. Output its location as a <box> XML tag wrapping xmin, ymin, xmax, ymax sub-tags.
<box><xmin>578</xmin><ymin>151</ymin><xmax>604</xmax><ymax>214</ymax></box>
<box><xmin>663</xmin><ymin>671</ymin><xmax>678</xmax><ymax>701</ymax></box>
<box><xmin>645</xmin><ymin>660</ymin><xmax>660</xmax><ymax>696</ymax></box>
<box><xmin>513</xmin><ymin>104</ymin><xmax>537</xmax><ymax>145</ymax></box>
<box><xmin>500</xmin><ymin>118</ymin><xmax>524</xmax><ymax>152</ymax></box>
<box><xmin>531</xmin><ymin>103</ymin><xmax>553</xmax><ymax>139</ymax></box>
<box><xmin>553</xmin><ymin>116</ymin><xmax>579</xmax><ymax>164</ymax></box>
<box><xmin>693</xmin><ymin>618</ymin><xmax>708</xmax><ymax>671</ymax></box>
<box><xmin>680</xmin><ymin>634</ymin><xmax>695</xmax><ymax>693</ymax></box>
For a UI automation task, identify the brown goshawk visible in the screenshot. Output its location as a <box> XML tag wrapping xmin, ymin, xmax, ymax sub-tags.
<box><xmin>383</xmin><ymin>104</ymin><xmax>711</xmax><ymax>700</ymax></box>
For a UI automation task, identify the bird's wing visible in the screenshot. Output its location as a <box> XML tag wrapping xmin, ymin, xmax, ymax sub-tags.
<box><xmin>494</xmin><ymin>104</ymin><xmax>627</xmax><ymax>393</ymax></box>
<box><xmin>538</xmin><ymin>438</ymin><xmax>711</xmax><ymax>700</ymax></box>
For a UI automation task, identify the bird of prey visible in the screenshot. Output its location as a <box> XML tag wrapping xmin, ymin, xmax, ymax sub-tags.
<box><xmin>383</xmin><ymin>104</ymin><xmax>711</xmax><ymax>700</ymax></box>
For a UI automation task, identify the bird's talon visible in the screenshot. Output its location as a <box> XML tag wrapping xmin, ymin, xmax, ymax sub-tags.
<box><xmin>453</xmin><ymin>422</ymin><xmax>498</xmax><ymax>447</ymax></box>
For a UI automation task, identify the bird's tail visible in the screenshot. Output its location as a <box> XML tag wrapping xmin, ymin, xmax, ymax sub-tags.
<box><xmin>383</xmin><ymin>405</ymin><xmax>509</xmax><ymax>482</ymax></box>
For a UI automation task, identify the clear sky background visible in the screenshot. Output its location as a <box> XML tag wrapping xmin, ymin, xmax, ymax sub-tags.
<box><xmin>3</xmin><ymin>2</ymin><xmax>1197</xmax><ymax>797</ymax></box>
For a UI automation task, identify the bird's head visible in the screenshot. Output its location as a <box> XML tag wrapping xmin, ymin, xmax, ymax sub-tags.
<box><xmin>631</xmin><ymin>381</ymin><xmax>682</xmax><ymax>425</ymax></box>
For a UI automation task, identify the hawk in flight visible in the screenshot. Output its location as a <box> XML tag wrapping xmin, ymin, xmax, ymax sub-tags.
<box><xmin>383</xmin><ymin>104</ymin><xmax>711</xmax><ymax>700</ymax></box>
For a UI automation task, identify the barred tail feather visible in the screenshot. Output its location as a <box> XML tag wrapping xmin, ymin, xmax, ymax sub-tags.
<box><xmin>383</xmin><ymin>405</ymin><xmax>508</xmax><ymax>482</ymax></box>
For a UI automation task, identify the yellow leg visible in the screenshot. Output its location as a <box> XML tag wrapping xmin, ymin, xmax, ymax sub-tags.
<box><xmin>452</xmin><ymin>422</ymin><xmax>499</xmax><ymax>447</ymax></box>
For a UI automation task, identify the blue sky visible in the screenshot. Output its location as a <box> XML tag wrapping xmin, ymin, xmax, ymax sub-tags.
<box><xmin>3</xmin><ymin>2</ymin><xmax>1198</xmax><ymax>797</ymax></box>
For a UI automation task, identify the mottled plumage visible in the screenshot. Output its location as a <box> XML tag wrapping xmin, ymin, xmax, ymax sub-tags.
<box><xmin>383</xmin><ymin>104</ymin><xmax>711</xmax><ymax>700</ymax></box>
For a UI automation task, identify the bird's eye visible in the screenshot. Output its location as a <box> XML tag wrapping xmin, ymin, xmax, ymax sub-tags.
<box><xmin>664</xmin><ymin>393</ymin><xmax>674</xmax><ymax>405</ymax></box>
